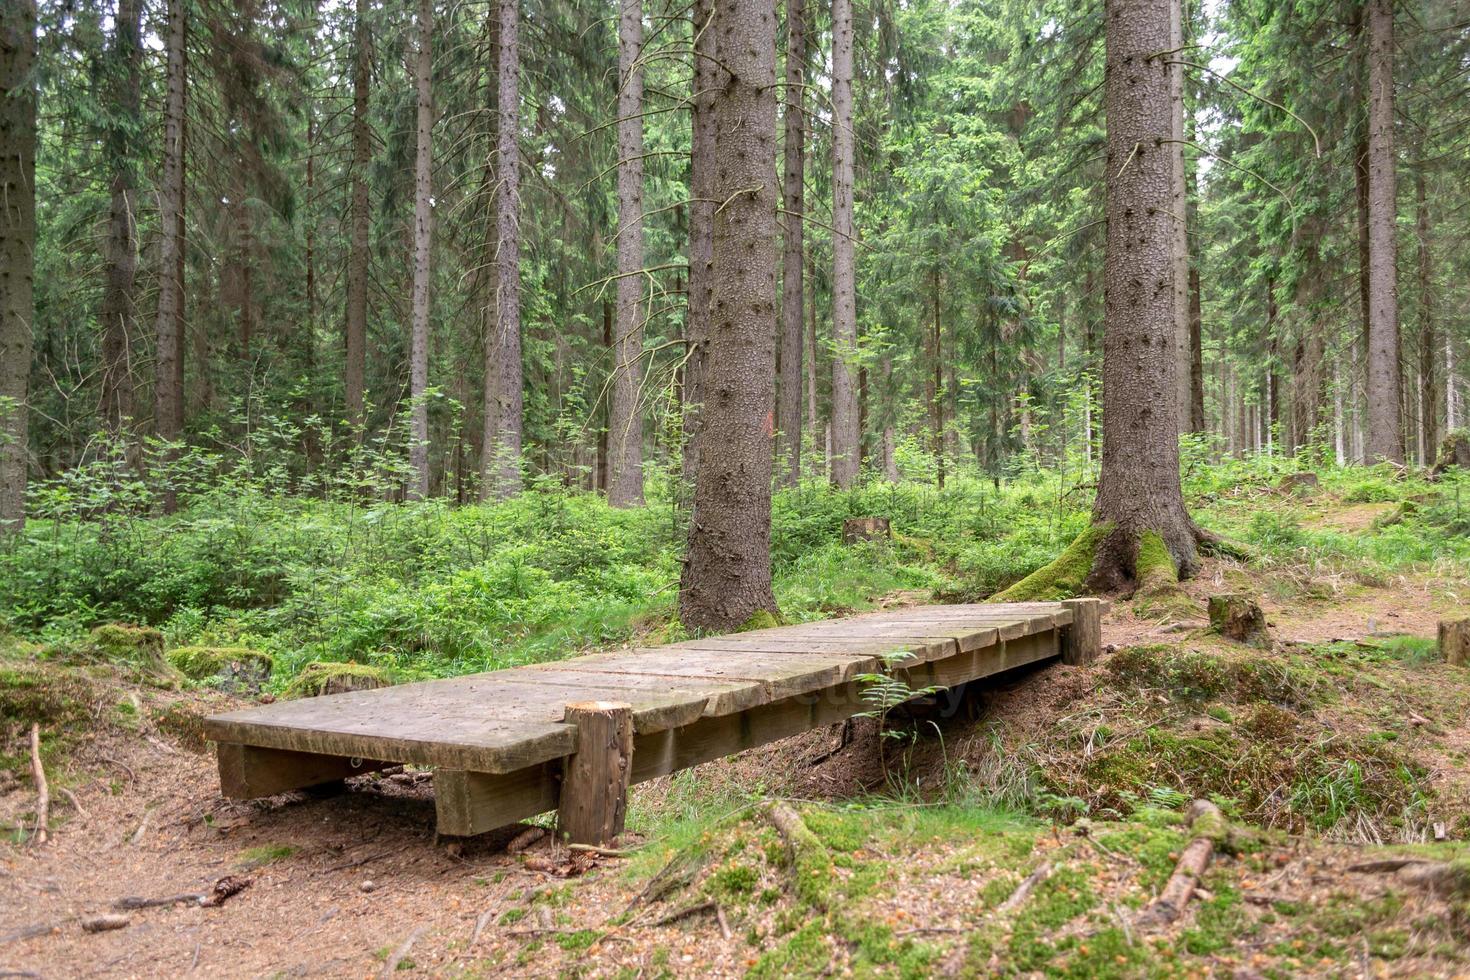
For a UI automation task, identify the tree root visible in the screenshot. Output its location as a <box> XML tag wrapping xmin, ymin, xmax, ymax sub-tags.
<box><xmin>1193</xmin><ymin>524</ymin><xmax>1254</xmax><ymax>562</ymax></box>
<box><xmin>763</xmin><ymin>801</ymin><xmax>834</xmax><ymax>913</ymax></box>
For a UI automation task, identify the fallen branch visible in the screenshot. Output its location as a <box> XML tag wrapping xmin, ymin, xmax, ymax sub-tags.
<box><xmin>59</xmin><ymin>787</ymin><xmax>87</xmax><ymax>819</ymax></box>
<box><xmin>28</xmin><ymin>725</ymin><xmax>48</xmax><ymax>846</ymax></box>
<box><xmin>648</xmin><ymin>899</ymin><xmax>715</xmax><ymax>928</ymax></box>
<box><xmin>113</xmin><ymin>893</ymin><xmax>203</xmax><ymax>912</ymax></box>
<box><xmin>567</xmin><ymin>842</ymin><xmax>635</xmax><ymax>858</ymax></box>
<box><xmin>380</xmin><ymin>926</ymin><xmax>424</xmax><ymax>978</ymax></box>
<box><xmin>1138</xmin><ymin>799</ymin><xmax>1226</xmax><ymax>926</ymax></box>
<box><xmin>715</xmin><ymin>904</ymin><xmax>732</xmax><ymax>940</ymax></box>
<box><xmin>0</xmin><ymin>923</ymin><xmax>60</xmax><ymax>945</ymax></box>
<box><xmin>1000</xmin><ymin>860</ymin><xmax>1054</xmax><ymax>912</ymax></box>
<box><xmin>762</xmin><ymin>801</ymin><xmax>833</xmax><ymax>912</ymax></box>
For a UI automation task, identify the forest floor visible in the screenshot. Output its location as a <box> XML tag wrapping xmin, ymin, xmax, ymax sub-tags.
<box><xmin>4</xmin><ymin>489</ymin><xmax>1470</xmax><ymax>977</ymax></box>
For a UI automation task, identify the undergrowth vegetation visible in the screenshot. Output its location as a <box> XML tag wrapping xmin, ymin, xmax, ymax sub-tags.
<box><xmin>2</xmin><ymin>448</ymin><xmax>1468</xmax><ymax>695</ymax></box>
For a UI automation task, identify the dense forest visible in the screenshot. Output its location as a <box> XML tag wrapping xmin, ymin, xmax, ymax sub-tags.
<box><xmin>4</xmin><ymin>0</ymin><xmax>1470</xmax><ymax>975</ymax></box>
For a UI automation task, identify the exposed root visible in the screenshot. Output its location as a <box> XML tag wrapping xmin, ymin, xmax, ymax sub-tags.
<box><xmin>763</xmin><ymin>801</ymin><xmax>835</xmax><ymax>912</ymax></box>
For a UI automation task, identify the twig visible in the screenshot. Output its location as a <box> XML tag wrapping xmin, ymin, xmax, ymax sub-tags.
<box><xmin>316</xmin><ymin>849</ymin><xmax>394</xmax><ymax>875</ymax></box>
<box><xmin>648</xmin><ymin>899</ymin><xmax>716</xmax><ymax>928</ymax></box>
<box><xmin>380</xmin><ymin>926</ymin><xmax>424</xmax><ymax>978</ymax></box>
<box><xmin>112</xmin><ymin>893</ymin><xmax>205</xmax><ymax>911</ymax></box>
<box><xmin>98</xmin><ymin>755</ymin><xmax>136</xmax><ymax>783</ymax></box>
<box><xmin>60</xmin><ymin>787</ymin><xmax>87</xmax><ymax>819</ymax></box>
<box><xmin>567</xmin><ymin>843</ymin><xmax>635</xmax><ymax>858</ymax></box>
<box><xmin>1000</xmin><ymin>860</ymin><xmax>1053</xmax><ymax>912</ymax></box>
<box><xmin>129</xmin><ymin>809</ymin><xmax>153</xmax><ymax>846</ymax></box>
<box><xmin>469</xmin><ymin>907</ymin><xmax>496</xmax><ymax>949</ymax></box>
<box><xmin>0</xmin><ymin>923</ymin><xmax>60</xmax><ymax>945</ymax></box>
<box><xmin>715</xmin><ymin>905</ymin><xmax>732</xmax><ymax>940</ymax></box>
<box><xmin>28</xmin><ymin>725</ymin><xmax>48</xmax><ymax>846</ymax></box>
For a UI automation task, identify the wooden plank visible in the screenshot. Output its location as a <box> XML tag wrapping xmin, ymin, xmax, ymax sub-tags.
<box><xmin>217</xmin><ymin>743</ymin><xmax>392</xmax><ymax>798</ymax></box>
<box><xmin>492</xmin><ymin>668</ymin><xmax>756</xmax><ymax>727</ymax></box>
<box><xmin>434</xmin><ymin>764</ymin><xmax>560</xmax><ymax>837</ymax></box>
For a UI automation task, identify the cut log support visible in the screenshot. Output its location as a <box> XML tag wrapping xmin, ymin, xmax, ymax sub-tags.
<box><xmin>1060</xmin><ymin>598</ymin><xmax>1103</xmax><ymax>665</ymax></box>
<box><xmin>558</xmin><ymin>701</ymin><xmax>634</xmax><ymax>846</ymax></box>
<box><xmin>1439</xmin><ymin>618</ymin><xmax>1470</xmax><ymax>667</ymax></box>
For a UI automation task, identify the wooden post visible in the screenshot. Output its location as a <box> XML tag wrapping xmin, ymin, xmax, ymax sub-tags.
<box><xmin>1439</xmin><ymin>618</ymin><xmax>1470</xmax><ymax>667</ymax></box>
<box><xmin>559</xmin><ymin>701</ymin><xmax>634</xmax><ymax>846</ymax></box>
<box><xmin>1060</xmin><ymin>598</ymin><xmax>1103</xmax><ymax>666</ymax></box>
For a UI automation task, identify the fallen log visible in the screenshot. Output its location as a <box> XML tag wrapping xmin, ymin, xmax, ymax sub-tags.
<box><xmin>1138</xmin><ymin>799</ymin><xmax>1226</xmax><ymax>927</ymax></box>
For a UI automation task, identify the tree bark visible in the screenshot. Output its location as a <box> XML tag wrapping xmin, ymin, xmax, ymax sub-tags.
<box><xmin>1091</xmin><ymin>0</ymin><xmax>1197</xmax><ymax>590</ymax></box>
<box><xmin>0</xmin><ymin>0</ymin><xmax>35</xmax><ymax>534</ymax></box>
<box><xmin>1167</xmin><ymin>0</ymin><xmax>1189</xmax><ymax>432</ymax></box>
<box><xmin>683</xmin><ymin>0</ymin><xmax>721</xmax><ymax>488</ymax></box>
<box><xmin>678</xmin><ymin>0</ymin><xmax>779</xmax><ymax>631</ymax></box>
<box><xmin>345</xmin><ymin>0</ymin><xmax>371</xmax><ymax>433</ymax></box>
<box><xmin>407</xmin><ymin>0</ymin><xmax>433</xmax><ymax>499</ymax></box>
<box><xmin>483</xmin><ymin>0</ymin><xmax>523</xmax><ymax>499</ymax></box>
<box><xmin>98</xmin><ymin>0</ymin><xmax>142</xmax><ymax>436</ymax></box>
<box><xmin>828</xmin><ymin>0</ymin><xmax>859</xmax><ymax>488</ymax></box>
<box><xmin>1415</xmin><ymin>166</ymin><xmax>1435</xmax><ymax>462</ymax></box>
<box><xmin>1188</xmin><ymin>265</ymin><xmax>1204</xmax><ymax>432</ymax></box>
<box><xmin>608</xmin><ymin>0</ymin><xmax>646</xmax><ymax>507</ymax></box>
<box><xmin>153</xmin><ymin>0</ymin><xmax>186</xmax><ymax>453</ymax></box>
<box><xmin>775</xmin><ymin>0</ymin><xmax>806</xmax><ymax>488</ymax></box>
<box><xmin>1364</xmin><ymin>0</ymin><xmax>1402</xmax><ymax>464</ymax></box>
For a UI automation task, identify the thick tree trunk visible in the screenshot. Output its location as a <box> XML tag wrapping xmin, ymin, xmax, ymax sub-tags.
<box><xmin>153</xmin><ymin>0</ymin><xmax>186</xmax><ymax>508</ymax></box>
<box><xmin>98</xmin><ymin>0</ymin><xmax>142</xmax><ymax>435</ymax></box>
<box><xmin>1415</xmin><ymin>167</ymin><xmax>1436</xmax><ymax>462</ymax></box>
<box><xmin>828</xmin><ymin>0</ymin><xmax>859</xmax><ymax>488</ymax></box>
<box><xmin>683</xmin><ymin>0</ymin><xmax>721</xmax><ymax>488</ymax></box>
<box><xmin>678</xmin><ymin>0</ymin><xmax>779</xmax><ymax>631</ymax></box>
<box><xmin>1091</xmin><ymin>0</ymin><xmax>1197</xmax><ymax>589</ymax></box>
<box><xmin>608</xmin><ymin>0</ymin><xmax>646</xmax><ymax>507</ymax></box>
<box><xmin>775</xmin><ymin>0</ymin><xmax>806</xmax><ymax>488</ymax></box>
<box><xmin>483</xmin><ymin>0</ymin><xmax>523</xmax><ymax>499</ymax></box>
<box><xmin>407</xmin><ymin>0</ymin><xmax>433</xmax><ymax>499</ymax></box>
<box><xmin>1364</xmin><ymin>0</ymin><xmax>1402</xmax><ymax>464</ymax></box>
<box><xmin>1167</xmin><ymin>0</ymin><xmax>1189</xmax><ymax>432</ymax></box>
<box><xmin>1189</xmin><ymin>265</ymin><xmax>1204</xmax><ymax>432</ymax></box>
<box><xmin>345</xmin><ymin>0</ymin><xmax>371</xmax><ymax>433</ymax></box>
<box><xmin>0</xmin><ymin>0</ymin><xmax>35</xmax><ymax>533</ymax></box>
<box><xmin>805</xmin><ymin>248</ymin><xmax>822</xmax><ymax>476</ymax></box>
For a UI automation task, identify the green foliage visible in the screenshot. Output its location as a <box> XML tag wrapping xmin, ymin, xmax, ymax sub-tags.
<box><xmin>167</xmin><ymin>646</ymin><xmax>273</xmax><ymax>681</ymax></box>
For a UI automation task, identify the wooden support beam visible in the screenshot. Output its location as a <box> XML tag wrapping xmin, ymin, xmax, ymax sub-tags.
<box><xmin>558</xmin><ymin>701</ymin><xmax>634</xmax><ymax>846</ymax></box>
<box><xmin>1060</xmin><ymin>598</ymin><xmax>1104</xmax><ymax>665</ymax></box>
<box><xmin>216</xmin><ymin>743</ymin><xmax>390</xmax><ymax>798</ymax></box>
<box><xmin>434</xmin><ymin>764</ymin><xmax>561</xmax><ymax>837</ymax></box>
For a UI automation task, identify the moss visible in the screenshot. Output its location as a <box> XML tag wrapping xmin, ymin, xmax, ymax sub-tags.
<box><xmin>237</xmin><ymin>843</ymin><xmax>297</xmax><ymax>867</ymax></box>
<box><xmin>88</xmin><ymin>624</ymin><xmax>176</xmax><ymax>682</ymax></box>
<box><xmin>735</xmin><ymin>609</ymin><xmax>783</xmax><ymax>633</ymax></box>
<box><xmin>282</xmin><ymin>661</ymin><xmax>391</xmax><ymax>699</ymax></box>
<box><xmin>995</xmin><ymin>523</ymin><xmax>1110</xmax><ymax>602</ymax></box>
<box><xmin>153</xmin><ymin>700</ymin><xmax>208</xmax><ymax>750</ymax></box>
<box><xmin>1134</xmin><ymin>530</ymin><xmax>1178</xmax><ymax>589</ymax></box>
<box><xmin>167</xmin><ymin>646</ymin><xmax>273</xmax><ymax>693</ymax></box>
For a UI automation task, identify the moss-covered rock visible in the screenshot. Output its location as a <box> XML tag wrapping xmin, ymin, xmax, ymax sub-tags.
<box><xmin>167</xmin><ymin>646</ymin><xmax>273</xmax><ymax>693</ymax></box>
<box><xmin>90</xmin><ymin>624</ymin><xmax>166</xmax><ymax>666</ymax></box>
<box><xmin>995</xmin><ymin>523</ymin><xmax>1110</xmax><ymax>602</ymax></box>
<box><xmin>282</xmin><ymin>661</ymin><xmax>392</xmax><ymax>699</ymax></box>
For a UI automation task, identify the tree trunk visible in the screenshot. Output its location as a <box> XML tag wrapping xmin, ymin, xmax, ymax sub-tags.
<box><xmin>98</xmin><ymin>0</ymin><xmax>142</xmax><ymax>436</ymax></box>
<box><xmin>0</xmin><ymin>0</ymin><xmax>35</xmax><ymax>534</ymax></box>
<box><xmin>775</xmin><ymin>0</ymin><xmax>806</xmax><ymax>488</ymax></box>
<box><xmin>880</xmin><ymin>354</ymin><xmax>897</xmax><ymax>481</ymax></box>
<box><xmin>678</xmin><ymin>0</ymin><xmax>779</xmax><ymax>632</ymax></box>
<box><xmin>1167</xmin><ymin>0</ymin><xmax>1189</xmax><ymax>433</ymax></box>
<box><xmin>683</xmin><ymin>0</ymin><xmax>721</xmax><ymax>488</ymax></box>
<box><xmin>1415</xmin><ymin>166</ymin><xmax>1435</xmax><ymax>463</ymax></box>
<box><xmin>407</xmin><ymin>0</ymin><xmax>433</xmax><ymax>499</ymax></box>
<box><xmin>805</xmin><ymin>247</ymin><xmax>821</xmax><ymax>477</ymax></box>
<box><xmin>1091</xmin><ymin>0</ymin><xmax>1197</xmax><ymax>589</ymax></box>
<box><xmin>483</xmin><ymin>0</ymin><xmax>523</xmax><ymax>499</ymax></box>
<box><xmin>1188</xmin><ymin>265</ymin><xmax>1204</xmax><ymax>432</ymax></box>
<box><xmin>828</xmin><ymin>0</ymin><xmax>859</xmax><ymax>488</ymax></box>
<box><xmin>608</xmin><ymin>0</ymin><xmax>646</xmax><ymax>507</ymax></box>
<box><xmin>931</xmin><ymin>268</ymin><xmax>945</xmax><ymax>488</ymax></box>
<box><xmin>1364</xmin><ymin>0</ymin><xmax>1402</xmax><ymax>464</ymax></box>
<box><xmin>153</xmin><ymin>0</ymin><xmax>186</xmax><ymax>508</ymax></box>
<box><xmin>345</xmin><ymin>0</ymin><xmax>371</xmax><ymax>433</ymax></box>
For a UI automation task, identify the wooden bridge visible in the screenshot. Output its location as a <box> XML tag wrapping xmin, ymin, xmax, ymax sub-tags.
<box><xmin>204</xmin><ymin>600</ymin><xmax>1101</xmax><ymax>844</ymax></box>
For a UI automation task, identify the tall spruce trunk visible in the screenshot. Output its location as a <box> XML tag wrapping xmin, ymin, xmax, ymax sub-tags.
<box><xmin>1167</xmin><ymin>0</ymin><xmax>1190</xmax><ymax>432</ymax></box>
<box><xmin>345</xmin><ymin>0</ymin><xmax>371</xmax><ymax>432</ymax></box>
<box><xmin>99</xmin><ymin>0</ymin><xmax>142</xmax><ymax>435</ymax></box>
<box><xmin>0</xmin><ymin>0</ymin><xmax>35</xmax><ymax>533</ymax></box>
<box><xmin>1415</xmin><ymin>167</ymin><xmax>1435</xmax><ymax>460</ymax></box>
<box><xmin>483</xmin><ymin>0</ymin><xmax>523</xmax><ymax>498</ymax></box>
<box><xmin>608</xmin><ymin>0</ymin><xmax>646</xmax><ymax>507</ymax></box>
<box><xmin>407</xmin><ymin>0</ymin><xmax>433</xmax><ymax>499</ymax></box>
<box><xmin>678</xmin><ymin>0</ymin><xmax>779</xmax><ymax>631</ymax></box>
<box><xmin>828</xmin><ymin>0</ymin><xmax>860</xmax><ymax>488</ymax></box>
<box><xmin>154</xmin><ymin>0</ymin><xmax>186</xmax><ymax>453</ymax></box>
<box><xmin>1091</xmin><ymin>0</ymin><xmax>1197</xmax><ymax>589</ymax></box>
<box><xmin>1364</xmin><ymin>0</ymin><xmax>1402</xmax><ymax>463</ymax></box>
<box><xmin>775</xmin><ymin>0</ymin><xmax>806</xmax><ymax>487</ymax></box>
<box><xmin>683</xmin><ymin>0</ymin><xmax>721</xmax><ymax>487</ymax></box>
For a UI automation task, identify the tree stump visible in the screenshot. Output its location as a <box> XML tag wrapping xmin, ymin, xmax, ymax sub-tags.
<box><xmin>1439</xmin><ymin>618</ymin><xmax>1470</xmax><ymax>667</ymax></box>
<box><xmin>1277</xmin><ymin>472</ymin><xmax>1319</xmax><ymax>494</ymax></box>
<box><xmin>1208</xmin><ymin>593</ymin><xmax>1269</xmax><ymax>647</ymax></box>
<box><xmin>1431</xmin><ymin>431</ymin><xmax>1470</xmax><ymax>478</ymax></box>
<box><xmin>842</xmin><ymin>517</ymin><xmax>890</xmax><ymax>545</ymax></box>
<box><xmin>1060</xmin><ymin>598</ymin><xmax>1104</xmax><ymax>666</ymax></box>
<box><xmin>559</xmin><ymin>701</ymin><xmax>634</xmax><ymax>846</ymax></box>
